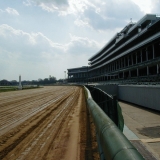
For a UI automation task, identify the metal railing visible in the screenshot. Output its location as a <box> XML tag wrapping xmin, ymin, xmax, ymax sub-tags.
<box><xmin>85</xmin><ymin>85</ymin><xmax>123</xmax><ymax>131</ymax></box>
<box><xmin>84</xmin><ymin>86</ymin><xmax>144</xmax><ymax>160</ymax></box>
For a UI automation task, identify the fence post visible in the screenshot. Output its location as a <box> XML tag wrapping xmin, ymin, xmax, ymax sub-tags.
<box><xmin>112</xmin><ymin>95</ymin><xmax>118</xmax><ymax>126</ymax></box>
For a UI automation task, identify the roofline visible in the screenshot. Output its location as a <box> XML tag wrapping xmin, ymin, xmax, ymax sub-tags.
<box><xmin>67</xmin><ymin>66</ymin><xmax>88</xmax><ymax>71</ymax></box>
<box><xmin>88</xmin><ymin>34</ymin><xmax>117</xmax><ymax>61</ymax></box>
<box><xmin>88</xmin><ymin>14</ymin><xmax>159</xmax><ymax>62</ymax></box>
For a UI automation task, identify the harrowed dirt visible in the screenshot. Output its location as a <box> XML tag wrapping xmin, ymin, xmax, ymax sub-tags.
<box><xmin>0</xmin><ymin>86</ymin><xmax>99</xmax><ymax>160</ymax></box>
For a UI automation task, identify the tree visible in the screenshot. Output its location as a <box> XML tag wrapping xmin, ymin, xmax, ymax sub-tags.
<box><xmin>10</xmin><ymin>80</ymin><xmax>18</xmax><ymax>85</ymax></box>
<box><xmin>49</xmin><ymin>76</ymin><xmax>56</xmax><ymax>83</ymax></box>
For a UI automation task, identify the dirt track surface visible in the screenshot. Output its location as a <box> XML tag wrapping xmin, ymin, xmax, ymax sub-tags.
<box><xmin>0</xmin><ymin>86</ymin><xmax>99</xmax><ymax>160</ymax></box>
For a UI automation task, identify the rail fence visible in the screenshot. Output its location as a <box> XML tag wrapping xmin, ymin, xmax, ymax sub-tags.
<box><xmin>84</xmin><ymin>85</ymin><xmax>144</xmax><ymax>160</ymax></box>
<box><xmin>85</xmin><ymin>85</ymin><xmax>124</xmax><ymax>131</ymax></box>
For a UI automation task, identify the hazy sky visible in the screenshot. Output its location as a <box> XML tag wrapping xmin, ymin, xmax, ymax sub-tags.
<box><xmin>0</xmin><ymin>0</ymin><xmax>159</xmax><ymax>81</ymax></box>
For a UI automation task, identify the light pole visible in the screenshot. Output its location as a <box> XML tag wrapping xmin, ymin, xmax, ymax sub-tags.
<box><xmin>64</xmin><ymin>71</ymin><xmax>66</xmax><ymax>83</ymax></box>
<box><xmin>19</xmin><ymin>75</ymin><xmax>22</xmax><ymax>90</ymax></box>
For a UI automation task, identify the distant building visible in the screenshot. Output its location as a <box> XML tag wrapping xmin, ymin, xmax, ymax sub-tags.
<box><xmin>67</xmin><ymin>66</ymin><xmax>88</xmax><ymax>83</ymax></box>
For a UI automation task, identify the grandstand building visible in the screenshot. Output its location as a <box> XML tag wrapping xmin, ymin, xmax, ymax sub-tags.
<box><xmin>67</xmin><ymin>14</ymin><xmax>160</xmax><ymax>84</ymax></box>
<box><xmin>67</xmin><ymin>66</ymin><xmax>88</xmax><ymax>83</ymax></box>
<box><xmin>88</xmin><ymin>14</ymin><xmax>160</xmax><ymax>84</ymax></box>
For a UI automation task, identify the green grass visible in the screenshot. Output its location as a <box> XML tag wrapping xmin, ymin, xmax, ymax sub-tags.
<box><xmin>0</xmin><ymin>86</ymin><xmax>18</xmax><ymax>92</ymax></box>
<box><xmin>22</xmin><ymin>86</ymin><xmax>42</xmax><ymax>90</ymax></box>
<box><xmin>0</xmin><ymin>86</ymin><xmax>42</xmax><ymax>92</ymax></box>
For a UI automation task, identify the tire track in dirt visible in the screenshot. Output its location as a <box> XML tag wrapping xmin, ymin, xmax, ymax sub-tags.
<box><xmin>0</xmin><ymin>90</ymin><xmax>74</xmax><ymax>159</ymax></box>
<box><xmin>0</xmin><ymin>86</ymin><xmax>99</xmax><ymax>160</ymax></box>
<box><xmin>0</xmin><ymin>87</ymin><xmax>73</xmax><ymax>134</ymax></box>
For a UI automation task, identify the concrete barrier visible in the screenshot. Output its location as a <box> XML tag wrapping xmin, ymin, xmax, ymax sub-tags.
<box><xmin>93</xmin><ymin>84</ymin><xmax>160</xmax><ymax>111</ymax></box>
<box><xmin>118</xmin><ymin>85</ymin><xmax>160</xmax><ymax>111</ymax></box>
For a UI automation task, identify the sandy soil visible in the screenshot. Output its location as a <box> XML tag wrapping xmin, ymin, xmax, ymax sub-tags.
<box><xmin>0</xmin><ymin>86</ymin><xmax>99</xmax><ymax>160</ymax></box>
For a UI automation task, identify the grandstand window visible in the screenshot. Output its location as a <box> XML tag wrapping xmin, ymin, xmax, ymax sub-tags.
<box><xmin>124</xmin><ymin>57</ymin><xmax>127</xmax><ymax>67</ymax></box>
<box><xmin>154</xmin><ymin>40</ymin><xmax>160</xmax><ymax>58</ymax></box>
<box><xmin>147</xmin><ymin>45</ymin><xmax>153</xmax><ymax>60</ymax></box>
<box><xmin>149</xmin><ymin>65</ymin><xmax>157</xmax><ymax>75</ymax></box>
<box><xmin>133</xmin><ymin>53</ymin><xmax>137</xmax><ymax>64</ymax></box>
<box><xmin>137</xmin><ymin>51</ymin><xmax>141</xmax><ymax>63</ymax></box>
<box><xmin>139</xmin><ymin>67</ymin><xmax>147</xmax><ymax>76</ymax></box>
<box><xmin>131</xmin><ymin>69</ymin><xmax>137</xmax><ymax>77</ymax></box>
<box><xmin>142</xmin><ymin>48</ymin><xmax>147</xmax><ymax>62</ymax></box>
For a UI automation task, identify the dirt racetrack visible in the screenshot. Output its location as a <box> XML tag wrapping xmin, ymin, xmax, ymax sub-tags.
<box><xmin>0</xmin><ymin>86</ymin><xmax>99</xmax><ymax>160</ymax></box>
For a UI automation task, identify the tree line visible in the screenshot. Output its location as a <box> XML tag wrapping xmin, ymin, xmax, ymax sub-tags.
<box><xmin>0</xmin><ymin>76</ymin><xmax>65</xmax><ymax>86</ymax></box>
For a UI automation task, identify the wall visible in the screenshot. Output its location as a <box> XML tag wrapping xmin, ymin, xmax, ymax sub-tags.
<box><xmin>95</xmin><ymin>84</ymin><xmax>118</xmax><ymax>96</ymax></box>
<box><xmin>95</xmin><ymin>84</ymin><xmax>160</xmax><ymax>111</ymax></box>
<box><xmin>118</xmin><ymin>85</ymin><xmax>160</xmax><ymax>111</ymax></box>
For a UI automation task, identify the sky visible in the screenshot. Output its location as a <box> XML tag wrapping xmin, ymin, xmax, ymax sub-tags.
<box><xmin>0</xmin><ymin>0</ymin><xmax>160</xmax><ymax>81</ymax></box>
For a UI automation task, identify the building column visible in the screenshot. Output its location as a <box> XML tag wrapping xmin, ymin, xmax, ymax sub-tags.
<box><xmin>129</xmin><ymin>70</ymin><xmax>131</xmax><ymax>77</ymax></box>
<box><xmin>131</xmin><ymin>54</ymin><xmax>133</xmax><ymax>65</ymax></box>
<box><xmin>137</xmin><ymin>68</ymin><xmax>139</xmax><ymax>77</ymax></box>
<box><xmin>136</xmin><ymin>53</ymin><xmax>137</xmax><ymax>64</ymax></box>
<box><xmin>152</xmin><ymin>44</ymin><xmax>155</xmax><ymax>59</ymax></box>
<box><xmin>128</xmin><ymin>56</ymin><xmax>130</xmax><ymax>66</ymax></box>
<box><xmin>157</xmin><ymin>64</ymin><xmax>159</xmax><ymax>74</ymax></box>
<box><xmin>147</xmin><ymin>66</ymin><xmax>149</xmax><ymax>76</ymax></box>
<box><xmin>146</xmin><ymin>47</ymin><xmax>148</xmax><ymax>61</ymax></box>
<box><xmin>141</xmin><ymin>50</ymin><xmax>142</xmax><ymax>62</ymax></box>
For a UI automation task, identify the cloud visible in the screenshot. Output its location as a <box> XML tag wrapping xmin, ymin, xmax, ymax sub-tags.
<box><xmin>76</xmin><ymin>0</ymin><xmax>144</xmax><ymax>31</ymax></box>
<box><xmin>66</xmin><ymin>34</ymin><xmax>101</xmax><ymax>55</ymax></box>
<box><xmin>74</xmin><ymin>19</ymin><xmax>90</xmax><ymax>27</ymax></box>
<box><xmin>0</xmin><ymin>7</ymin><xmax>19</xmax><ymax>16</ymax></box>
<box><xmin>23</xmin><ymin>0</ymin><xmax>143</xmax><ymax>31</ymax></box>
<box><xmin>0</xmin><ymin>24</ymin><xmax>64</xmax><ymax>80</ymax></box>
<box><xmin>23</xmin><ymin>0</ymin><xmax>144</xmax><ymax>32</ymax></box>
<box><xmin>0</xmin><ymin>24</ymin><xmax>65</xmax><ymax>63</ymax></box>
<box><xmin>24</xmin><ymin>0</ymin><xmax>69</xmax><ymax>14</ymax></box>
<box><xmin>5</xmin><ymin>7</ymin><xmax>19</xmax><ymax>15</ymax></box>
<box><xmin>24</xmin><ymin>0</ymin><xmax>89</xmax><ymax>16</ymax></box>
<box><xmin>151</xmin><ymin>0</ymin><xmax>160</xmax><ymax>14</ymax></box>
<box><xmin>82</xmin><ymin>8</ymin><xmax>125</xmax><ymax>31</ymax></box>
<box><xmin>0</xmin><ymin>24</ymin><xmax>101</xmax><ymax>80</ymax></box>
